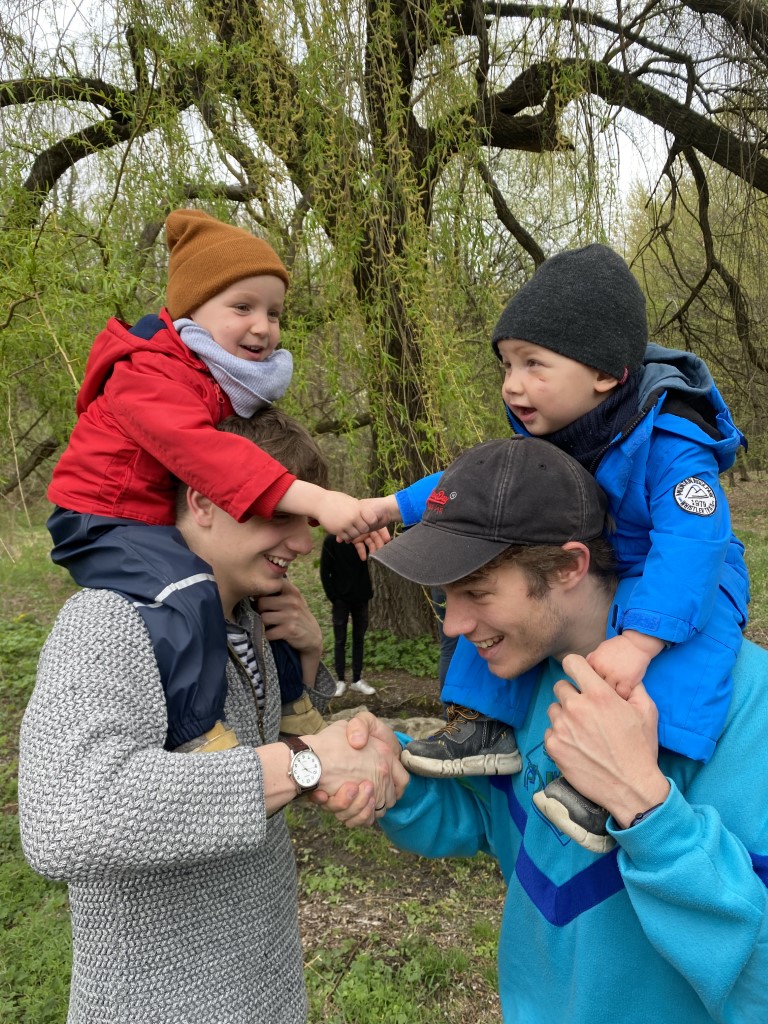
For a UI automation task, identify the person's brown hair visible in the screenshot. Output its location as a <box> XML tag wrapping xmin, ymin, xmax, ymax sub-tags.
<box><xmin>458</xmin><ymin>538</ymin><xmax>616</xmax><ymax>599</ymax></box>
<box><xmin>176</xmin><ymin>408</ymin><xmax>328</xmax><ymax>519</ymax></box>
<box><xmin>217</xmin><ymin>409</ymin><xmax>328</xmax><ymax>488</ymax></box>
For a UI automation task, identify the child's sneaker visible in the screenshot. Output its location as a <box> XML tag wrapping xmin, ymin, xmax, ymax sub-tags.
<box><xmin>401</xmin><ymin>704</ymin><xmax>522</xmax><ymax>777</ymax></box>
<box><xmin>175</xmin><ymin>720</ymin><xmax>239</xmax><ymax>753</ymax></box>
<box><xmin>532</xmin><ymin>776</ymin><xmax>615</xmax><ymax>853</ymax></box>
<box><xmin>334</xmin><ymin>681</ymin><xmax>347</xmax><ymax>697</ymax></box>
<box><xmin>280</xmin><ymin>691</ymin><xmax>325</xmax><ymax>736</ymax></box>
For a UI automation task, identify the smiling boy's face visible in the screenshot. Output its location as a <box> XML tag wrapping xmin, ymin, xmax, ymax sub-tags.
<box><xmin>189</xmin><ymin>274</ymin><xmax>286</xmax><ymax>362</ymax></box>
<box><xmin>178</xmin><ymin>492</ymin><xmax>313</xmax><ymax>619</ymax></box>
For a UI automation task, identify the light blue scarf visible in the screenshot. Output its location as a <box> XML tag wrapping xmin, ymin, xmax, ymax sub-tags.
<box><xmin>175</xmin><ymin>318</ymin><xmax>293</xmax><ymax>416</ymax></box>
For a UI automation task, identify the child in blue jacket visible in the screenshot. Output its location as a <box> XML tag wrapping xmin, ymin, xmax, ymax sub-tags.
<box><xmin>367</xmin><ymin>244</ymin><xmax>749</xmax><ymax>852</ymax></box>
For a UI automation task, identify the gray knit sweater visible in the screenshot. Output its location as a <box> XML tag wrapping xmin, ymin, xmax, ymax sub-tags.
<box><xmin>18</xmin><ymin>589</ymin><xmax>334</xmax><ymax>1024</ymax></box>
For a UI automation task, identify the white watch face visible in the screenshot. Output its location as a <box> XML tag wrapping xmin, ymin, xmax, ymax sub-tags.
<box><xmin>291</xmin><ymin>748</ymin><xmax>322</xmax><ymax>790</ymax></box>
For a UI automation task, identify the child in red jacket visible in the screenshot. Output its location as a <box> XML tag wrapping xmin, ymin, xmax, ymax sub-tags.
<box><xmin>48</xmin><ymin>209</ymin><xmax>377</xmax><ymax>751</ymax></box>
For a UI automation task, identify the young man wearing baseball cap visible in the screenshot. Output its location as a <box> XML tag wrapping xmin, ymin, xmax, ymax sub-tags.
<box><xmin>357</xmin><ymin>243</ymin><xmax>748</xmax><ymax>855</ymax></box>
<box><xmin>331</xmin><ymin>435</ymin><xmax>768</xmax><ymax>1024</ymax></box>
<box><xmin>46</xmin><ymin>208</ymin><xmax>381</xmax><ymax>755</ymax></box>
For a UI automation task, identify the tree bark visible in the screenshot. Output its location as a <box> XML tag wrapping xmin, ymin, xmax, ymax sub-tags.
<box><xmin>369</xmin><ymin>561</ymin><xmax>437</xmax><ymax>636</ymax></box>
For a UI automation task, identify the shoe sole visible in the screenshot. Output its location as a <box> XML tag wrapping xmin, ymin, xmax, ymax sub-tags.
<box><xmin>400</xmin><ymin>749</ymin><xmax>522</xmax><ymax>777</ymax></box>
<box><xmin>532</xmin><ymin>791</ymin><xmax>616</xmax><ymax>853</ymax></box>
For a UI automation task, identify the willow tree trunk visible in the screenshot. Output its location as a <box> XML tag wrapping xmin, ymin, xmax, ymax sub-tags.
<box><xmin>369</xmin><ymin>561</ymin><xmax>438</xmax><ymax>638</ymax></box>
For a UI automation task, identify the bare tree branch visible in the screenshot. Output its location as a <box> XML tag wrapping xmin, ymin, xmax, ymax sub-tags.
<box><xmin>0</xmin><ymin>437</ymin><xmax>59</xmax><ymax>496</ymax></box>
<box><xmin>313</xmin><ymin>412</ymin><xmax>373</xmax><ymax>436</ymax></box>
<box><xmin>683</xmin><ymin>146</ymin><xmax>768</xmax><ymax>376</ymax></box>
<box><xmin>476</xmin><ymin>159</ymin><xmax>546</xmax><ymax>267</ymax></box>
<box><xmin>0</xmin><ymin>76</ymin><xmax>129</xmax><ymax>110</ymax></box>
<box><xmin>684</xmin><ymin>0</ymin><xmax>768</xmax><ymax>60</ymax></box>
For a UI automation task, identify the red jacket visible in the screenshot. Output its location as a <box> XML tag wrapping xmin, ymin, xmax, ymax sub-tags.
<box><xmin>48</xmin><ymin>309</ymin><xmax>295</xmax><ymax>525</ymax></box>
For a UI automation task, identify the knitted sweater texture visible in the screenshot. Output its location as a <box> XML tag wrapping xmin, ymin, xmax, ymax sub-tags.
<box><xmin>19</xmin><ymin>589</ymin><xmax>333</xmax><ymax>1024</ymax></box>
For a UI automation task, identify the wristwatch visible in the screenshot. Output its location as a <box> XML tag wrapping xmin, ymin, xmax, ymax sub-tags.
<box><xmin>280</xmin><ymin>736</ymin><xmax>322</xmax><ymax>795</ymax></box>
<box><xmin>627</xmin><ymin>802</ymin><xmax>664</xmax><ymax>828</ymax></box>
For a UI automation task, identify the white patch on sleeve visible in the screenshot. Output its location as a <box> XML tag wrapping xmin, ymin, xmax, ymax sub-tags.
<box><xmin>673</xmin><ymin>477</ymin><xmax>717</xmax><ymax>516</ymax></box>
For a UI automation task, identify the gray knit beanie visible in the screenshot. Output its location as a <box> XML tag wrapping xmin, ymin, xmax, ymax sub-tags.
<box><xmin>491</xmin><ymin>244</ymin><xmax>648</xmax><ymax>382</ymax></box>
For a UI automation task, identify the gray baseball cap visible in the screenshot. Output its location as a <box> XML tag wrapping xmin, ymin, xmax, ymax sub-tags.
<box><xmin>372</xmin><ymin>437</ymin><xmax>608</xmax><ymax>586</ymax></box>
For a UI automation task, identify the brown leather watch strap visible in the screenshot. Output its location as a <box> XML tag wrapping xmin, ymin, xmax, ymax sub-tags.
<box><xmin>280</xmin><ymin>735</ymin><xmax>310</xmax><ymax>756</ymax></box>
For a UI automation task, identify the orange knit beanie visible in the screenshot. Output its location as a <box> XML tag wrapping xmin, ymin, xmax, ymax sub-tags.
<box><xmin>164</xmin><ymin>209</ymin><xmax>290</xmax><ymax>319</ymax></box>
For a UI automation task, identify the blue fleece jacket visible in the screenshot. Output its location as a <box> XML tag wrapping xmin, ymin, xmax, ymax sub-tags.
<box><xmin>395</xmin><ymin>345</ymin><xmax>749</xmax><ymax>761</ymax></box>
<box><xmin>381</xmin><ymin>595</ymin><xmax>768</xmax><ymax>1024</ymax></box>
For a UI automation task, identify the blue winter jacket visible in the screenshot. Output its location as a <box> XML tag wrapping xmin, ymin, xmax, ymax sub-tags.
<box><xmin>395</xmin><ymin>345</ymin><xmax>749</xmax><ymax>761</ymax></box>
<box><xmin>381</xmin><ymin>610</ymin><xmax>768</xmax><ymax>1024</ymax></box>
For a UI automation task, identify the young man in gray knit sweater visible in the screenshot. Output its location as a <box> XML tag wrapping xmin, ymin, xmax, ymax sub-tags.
<box><xmin>18</xmin><ymin>408</ymin><xmax>407</xmax><ymax>1024</ymax></box>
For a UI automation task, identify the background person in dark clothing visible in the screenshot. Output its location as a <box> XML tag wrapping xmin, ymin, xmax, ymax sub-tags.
<box><xmin>320</xmin><ymin>533</ymin><xmax>376</xmax><ymax>697</ymax></box>
<box><xmin>430</xmin><ymin>586</ymin><xmax>459</xmax><ymax>687</ymax></box>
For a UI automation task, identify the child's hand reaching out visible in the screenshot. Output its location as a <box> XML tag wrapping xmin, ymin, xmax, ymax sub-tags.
<box><xmin>585</xmin><ymin>631</ymin><xmax>666</xmax><ymax>700</ymax></box>
<box><xmin>277</xmin><ymin>482</ymin><xmax>383</xmax><ymax>540</ymax></box>
<box><xmin>345</xmin><ymin>496</ymin><xmax>400</xmax><ymax>558</ymax></box>
<box><xmin>313</xmin><ymin>489</ymin><xmax>383</xmax><ymax>540</ymax></box>
<box><xmin>356</xmin><ymin>495</ymin><xmax>401</xmax><ymax>532</ymax></box>
<box><xmin>277</xmin><ymin>484</ymin><xmax>400</xmax><ymax>546</ymax></box>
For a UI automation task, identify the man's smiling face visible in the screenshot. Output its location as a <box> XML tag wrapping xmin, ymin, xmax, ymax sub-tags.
<box><xmin>442</xmin><ymin>560</ymin><xmax>573</xmax><ymax>679</ymax></box>
<box><xmin>193</xmin><ymin>503</ymin><xmax>314</xmax><ymax>619</ymax></box>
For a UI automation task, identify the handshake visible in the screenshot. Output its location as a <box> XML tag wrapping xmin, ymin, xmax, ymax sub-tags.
<box><xmin>305</xmin><ymin>712</ymin><xmax>410</xmax><ymax>827</ymax></box>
